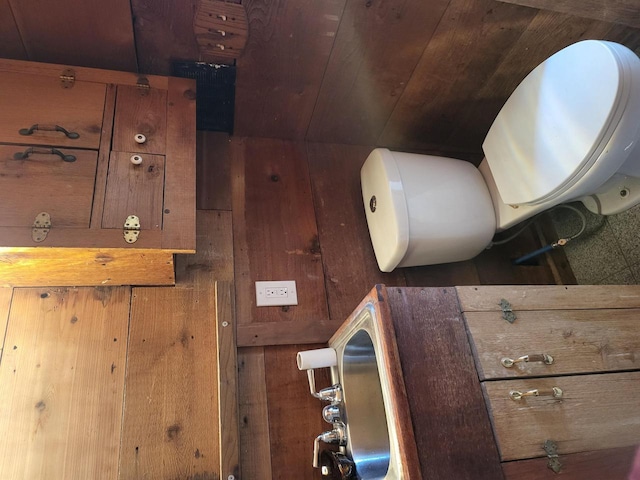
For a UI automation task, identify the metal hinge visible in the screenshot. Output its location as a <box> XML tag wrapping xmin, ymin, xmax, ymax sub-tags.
<box><xmin>543</xmin><ymin>440</ymin><xmax>562</xmax><ymax>474</ymax></box>
<box><xmin>136</xmin><ymin>76</ymin><xmax>150</xmax><ymax>96</ymax></box>
<box><xmin>32</xmin><ymin>212</ymin><xmax>51</xmax><ymax>243</ymax></box>
<box><xmin>60</xmin><ymin>68</ymin><xmax>75</xmax><ymax>89</ymax></box>
<box><xmin>499</xmin><ymin>298</ymin><xmax>517</xmax><ymax>323</ymax></box>
<box><xmin>123</xmin><ymin>215</ymin><xmax>140</xmax><ymax>244</ymax></box>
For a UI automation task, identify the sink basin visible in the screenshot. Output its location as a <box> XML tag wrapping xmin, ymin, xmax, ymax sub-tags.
<box><xmin>329</xmin><ymin>297</ymin><xmax>418</xmax><ymax>479</ymax></box>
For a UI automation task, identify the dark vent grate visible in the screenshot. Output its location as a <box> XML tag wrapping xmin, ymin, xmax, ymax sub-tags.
<box><xmin>171</xmin><ymin>62</ymin><xmax>236</xmax><ymax>133</ymax></box>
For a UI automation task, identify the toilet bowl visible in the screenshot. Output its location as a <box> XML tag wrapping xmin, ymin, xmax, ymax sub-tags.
<box><xmin>362</xmin><ymin>40</ymin><xmax>640</xmax><ymax>272</ymax></box>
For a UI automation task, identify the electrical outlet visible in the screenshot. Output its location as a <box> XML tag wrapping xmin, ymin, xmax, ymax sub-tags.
<box><xmin>256</xmin><ymin>280</ymin><xmax>298</xmax><ymax>307</ymax></box>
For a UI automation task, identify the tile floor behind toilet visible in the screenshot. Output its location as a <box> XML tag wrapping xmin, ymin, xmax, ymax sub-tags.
<box><xmin>551</xmin><ymin>203</ymin><xmax>640</xmax><ymax>285</ymax></box>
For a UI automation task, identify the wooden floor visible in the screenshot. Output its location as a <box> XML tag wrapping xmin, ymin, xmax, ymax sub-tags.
<box><xmin>0</xmin><ymin>210</ymin><xmax>235</xmax><ymax>480</ymax></box>
<box><xmin>0</xmin><ymin>132</ymin><xmax>572</xmax><ymax>479</ymax></box>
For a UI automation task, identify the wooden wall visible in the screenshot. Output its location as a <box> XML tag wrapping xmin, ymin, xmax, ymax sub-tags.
<box><xmin>198</xmin><ymin>131</ymin><xmax>570</xmax><ymax>479</ymax></box>
<box><xmin>2</xmin><ymin>1</ymin><xmax>639</xmax><ymax>155</ymax></box>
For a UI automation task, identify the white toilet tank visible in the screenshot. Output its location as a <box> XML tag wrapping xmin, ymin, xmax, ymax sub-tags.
<box><xmin>361</xmin><ymin>149</ymin><xmax>495</xmax><ymax>271</ymax></box>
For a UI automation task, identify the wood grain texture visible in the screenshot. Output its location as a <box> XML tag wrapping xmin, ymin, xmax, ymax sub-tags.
<box><xmin>456</xmin><ymin>285</ymin><xmax>640</xmax><ymax>311</ymax></box>
<box><xmin>0</xmin><ymin>288</ymin><xmax>12</xmax><ymax>361</ymax></box>
<box><xmin>465</xmin><ymin>309</ymin><xmax>640</xmax><ymax>380</ymax></box>
<box><xmin>237</xmin><ymin>319</ymin><xmax>343</xmax><ymax>347</ymax></box>
<box><xmin>0</xmin><ymin>248</ymin><xmax>174</xmax><ymax>287</ymax></box>
<box><xmin>196</xmin><ymin>131</ymin><xmax>232</xmax><ymax>211</ymax></box>
<box><xmin>91</xmin><ymin>84</ymin><xmax>117</xmax><ymax>229</ymax></box>
<box><xmin>306</xmin><ymin>143</ymin><xmax>406</xmax><ymax>321</ymax></box>
<box><xmin>8</xmin><ymin>0</ymin><xmax>137</xmax><ymax>71</ymax></box>
<box><xmin>484</xmin><ymin>372</ymin><xmax>640</xmax><ymax>461</ymax></box>
<box><xmin>307</xmin><ymin>0</ymin><xmax>450</xmax><ymax>145</ymax></box>
<box><xmin>216</xmin><ymin>282</ymin><xmax>240</xmax><ymax>480</ymax></box>
<box><xmin>112</xmin><ymin>85</ymin><xmax>167</xmax><ymax>155</ymax></box>
<box><xmin>0</xmin><ymin>146</ymin><xmax>97</xmax><ymax>228</ymax></box>
<box><xmin>0</xmin><ymin>228</ymin><xmax>164</xmax><ymax>249</ymax></box>
<box><xmin>496</xmin><ymin>0</ymin><xmax>640</xmax><ymax>28</ymax></box>
<box><xmin>230</xmin><ymin>138</ymin><xmax>329</xmax><ymax>335</ymax></box>
<box><xmin>388</xmin><ymin>287</ymin><xmax>504</xmax><ymax>479</ymax></box>
<box><xmin>175</xmin><ymin>210</ymin><xmax>234</xmax><ymax>285</ymax></box>
<box><xmin>237</xmin><ymin>347</ymin><xmax>272</xmax><ymax>480</ymax></box>
<box><xmin>264</xmin><ymin>344</ymin><xmax>329</xmax><ymax>480</ymax></box>
<box><xmin>105</xmin><ymin>168</ymin><xmax>162</xmax><ymax>236</ymax></box>
<box><xmin>102</xmin><ymin>152</ymin><xmax>165</xmax><ymax>230</ymax></box>
<box><xmin>0</xmin><ymin>287</ymin><xmax>130</xmax><ymax>479</ymax></box>
<box><xmin>234</xmin><ymin>0</ymin><xmax>345</xmax><ymax>139</ymax></box>
<box><xmin>131</xmin><ymin>0</ymin><xmax>200</xmax><ymax>75</ymax></box>
<box><xmin>120</xmin><ymin>285</ymin><xmax>219</xmax><ymax>480</ymax></box>
<box><xmin>162</xmin><ymin>77</ymin><xmax>197</xmax><ymax>251</ymax></box>
<box><xmin>448</xmin><ymin>9</ymin><xmax>615</xmax><ymax>152</ymax></box>
<box><xmin>0</xmin><ymin>70</ymin><xmax>105</xmax><ymax>149</ymax></box>
<box><xmin>502</xmin><ymin>445</ymin><xmax>639</xmax><ymax>479</ymax></box>
<box><xmin>379</xmin><ymin>0</ymin><xmax>536</xmax><ymax>151</ymax></box>
<box><xmin>0</xmin><ymin>0</ymin><xmax>26</xmax><ymax>60</ymax></box>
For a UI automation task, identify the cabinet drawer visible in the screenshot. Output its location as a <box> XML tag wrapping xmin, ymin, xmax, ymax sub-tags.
<box><xmin>101</xmin><ymin>152</ymin><xmax>165</xmax><ymax>230</ymax></box>
<box><xmin>0</xmin><ymin>145</ymin><xmax>97</xmax><ymax>228</ymax></box>
<box><xmin>484</xmin><ymin>371</ymin><xmax>640</xmax><ymax>461</ymax></box>
<box><xmin>465</xmin><ymin>309</ymin><xmax>640</xmax><ymax>380</ymax></box>
<box><xmin>112</xmin><ymin>85</ymin><xmax>167</xmax><ymax>155</ymax></box>
<box><xmin>0</xmin><ymin>71</ymin><xmax>105</xmax><ymax>149</ymax></box>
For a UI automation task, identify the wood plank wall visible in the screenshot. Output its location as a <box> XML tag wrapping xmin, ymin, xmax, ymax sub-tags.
<box><xmin>198</xmin><ymin>131</ymin><xmax>566</xmax><ymax>479</ymax></box>
<box><xmin>3</xmin><ymin>2</ymin><xmax>638</xmax><ymax>156</ymax></box>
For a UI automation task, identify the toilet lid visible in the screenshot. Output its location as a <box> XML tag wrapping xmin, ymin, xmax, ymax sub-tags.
<box><xmin>482</xmin><ymin>40</ymin><xmax>629</xmax><ymax>206</ymax></box>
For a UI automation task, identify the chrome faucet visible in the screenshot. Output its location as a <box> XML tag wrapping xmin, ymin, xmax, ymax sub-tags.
<box><xmin>306</xmin><ymin>368</ymin><xmax>342</xmax><ymax>403</ymax></box>
<box><xmin>313</xmin><ymin>423</ymin><xmax>347</xmax><ymax>468</ymax></box>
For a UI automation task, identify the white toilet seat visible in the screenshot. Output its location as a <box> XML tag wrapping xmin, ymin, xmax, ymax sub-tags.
<box><xmin>483</xmin><ymin>40</ymin><xmax>637</xmax><ymax>207</ymax></box>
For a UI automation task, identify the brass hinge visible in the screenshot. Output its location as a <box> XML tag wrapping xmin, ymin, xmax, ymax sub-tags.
<box><xmin>60</xmin><ymin>69</ymin><xmax>75</xmax><ymax>89</ymax></box>
<box><xmin>136</xmin><ymin>76</ymin><xmax>150</xmax><ymax>96</ymax></box>
<box><xmin>499</xmin><ymin>298</ymin><xmax>517</xmax><ymax>323</ymax></box>
<box><xmin>123</xmin><ymin>215</ymin><xmax>140</xmax><ymax>244</ymax></box>
<box><xmin>32</xmin><ymin>212</ymin><xmax>51</xmax><ymax>243</ymax></box>
<box><xmin>543</xmin><ymin>440</ymin><xmax>562</xmax><ymax>474</ymax></box>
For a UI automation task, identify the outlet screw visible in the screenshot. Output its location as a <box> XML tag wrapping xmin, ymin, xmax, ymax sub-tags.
<box><xmin>369</xmin><ymin>195</ymin><xmax>377</xmax><ymax>212</ymax></box>
<box><xmin>620</xmin><ymin>188</ymin><xmax>630</xmax><ymax>197</ymax></box>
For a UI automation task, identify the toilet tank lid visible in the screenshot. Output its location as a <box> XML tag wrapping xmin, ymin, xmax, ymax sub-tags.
<box><xmin>360</xmin><ymin>148</ymin><xmax>409</xmax><ymax>272</ymax></box>
<box><xmin>482</xmin><ymin>40</ymin><xmax>633</xmax><ymax>206</ymax></box>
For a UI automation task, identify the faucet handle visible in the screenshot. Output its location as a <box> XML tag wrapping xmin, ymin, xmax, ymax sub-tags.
<box><xmin>313</xmin><ymin>424</ymin><xmax>347</xmax><ymax>468</ymax></box>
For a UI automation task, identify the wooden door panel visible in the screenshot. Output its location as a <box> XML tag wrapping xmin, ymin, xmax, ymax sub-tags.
<box><xmin>0</xmin><ymin>145</ymin><xmax>97</xmax><ymax>228</ymax></box>
<box><xmin>0</xmin><ymin>71</ymin><xmax>105</xmax><ymax>149</ymax></box>
<box><xmin>465</xmin><ymin>309</ymin><xmax>640</xmax><ymax>380</ymax></box>
<box><xmin>101</xmin><ymin>151</ymin><xmax>165</xmax><ymax>230</ymax></box>
<box><xmin>112</xmin><ymin>85</ymin><xmax>167</xmax><ymax>155</ymax></box>
<box><xmin>484</xmin><ymin>372</ymin><xmax>640</xmax><ymax>461</ymax></box>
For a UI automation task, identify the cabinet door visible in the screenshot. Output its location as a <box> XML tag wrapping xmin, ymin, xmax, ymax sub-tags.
<box><xmin>0</xmin><ymin>71</ymin><xmax>105</xmax><ymax>149</ymax></box>
<box><xmin>112</xmin><ymin>85</ymin><xmax>167</xmax><ymax>155</ymax></box>
<box><xmin>101</xmin><ymin>152</ymin><xmax>165</xmax><ymax>230</ymax></box>
<box><xmin>484</xmin><ymin>372</ymin><xmax>640</xmax><ymax>461</ymax></box>
<box><xmin>465</xmin><ymin>309</ymin><xmax>640</xmax><ymax>380</ymax></box>
<box><xmin>0</xmin><ymin>145</ymin><xmax>97</xmax><ymax>228</ymax></box>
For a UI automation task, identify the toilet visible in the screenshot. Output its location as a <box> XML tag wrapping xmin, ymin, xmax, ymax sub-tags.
<box><xmin>361</xmin><ymin>40</ymin><xmax>640</xmax><ymax>272</ymax></box>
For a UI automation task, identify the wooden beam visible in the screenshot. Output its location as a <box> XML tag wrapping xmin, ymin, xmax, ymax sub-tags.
<box><xmin>216</xmin><ymin>281</ymin><xmax>240</xmax><ymax>480</ymax></box>
<box><xmin>196</xmin><ymin>131</ymin><xmax>232</xmax><ymax>211</ymax></box>
<box><xmin>495</xmin><ymin>0</ymin><xmax>640</xmax><ymax>29</ymax></box>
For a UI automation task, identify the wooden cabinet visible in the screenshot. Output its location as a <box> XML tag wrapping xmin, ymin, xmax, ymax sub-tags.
<box><xmin>366</xmin><ymin>285</ymin><xmax>640</xmax><ymax>479</ymax></box>
<box><xmin>0</xmin><ymin>59</ymin><xmax>196</xmax><ymax>286</ymax></box>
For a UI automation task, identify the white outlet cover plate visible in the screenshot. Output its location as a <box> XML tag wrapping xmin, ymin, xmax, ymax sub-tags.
<box><xmin>255</xmin><ymin>280</ymin><xmax>298</xmax><ymax>307</ymax></box>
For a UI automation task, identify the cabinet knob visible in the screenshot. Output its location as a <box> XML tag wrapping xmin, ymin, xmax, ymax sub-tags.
<box><xmin>130</xmin><ymin>155</ymin><xmax>143</xmax><ymax>165</ymax></box>
<box><xmin>501</xmin><ymin>353</ymin><xmax>554</xmax><ymax>368</ymax></box>
<box><xmin>134</xmin><ymin>133</ymin><xmax>147</xmax><ymax>144</ymax></box>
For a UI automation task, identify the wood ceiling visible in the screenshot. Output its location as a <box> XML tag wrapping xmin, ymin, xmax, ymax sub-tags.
<box><xmin>2</xmin><ymin>0</ymin><xmax>640</xmax><ymax>158</ymax></box>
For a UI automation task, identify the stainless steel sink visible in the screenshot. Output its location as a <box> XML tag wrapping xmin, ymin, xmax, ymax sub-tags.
<box><xmin>329</xmin><ymin>302</ymin><xmax>408</xmax><ymax>479</ymax></box>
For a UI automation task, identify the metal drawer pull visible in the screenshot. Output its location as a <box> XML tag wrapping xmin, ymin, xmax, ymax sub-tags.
<box><xmin>14</xmin><ymin>147</ymin><xmax>76</xmax><ymax>162</ymax></box>
<box><xmin>19</xmin><ymin>124</ymin><xmax>80</xmax><ymax>139</ymax></box>
<box><xmin>510</xmin><ymin>387</ymin><xmax>563</xmax><ymax>401</ymax></box>
<box><xmin>501</xmin><ymin>353</ymin><xmax>554</xmax><ymax>368</ymax></box>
